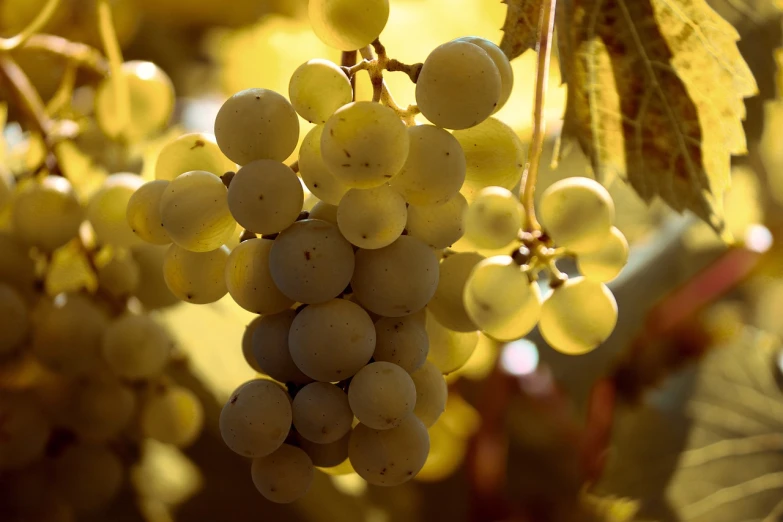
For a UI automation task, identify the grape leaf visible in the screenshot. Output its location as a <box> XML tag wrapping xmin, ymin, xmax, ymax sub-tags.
<box><xmin>557</xmin><ymin>0</ymin><xmax>758</xmax><ymax>233</ymax></box>
<box><xmin>499</xmin><ymin>0</ymin><xmax>544</xmax><ymax>60</ymax></box>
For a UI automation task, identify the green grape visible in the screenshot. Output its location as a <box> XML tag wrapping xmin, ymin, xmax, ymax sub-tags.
<box><xmin>352</xmin><ymin>236</ymin><xmax>439</xmax><ymax>317</ymax></box>
<box><xmin>373</xmin><ymin>314</ymin><xmax>428</xmax><ymax>373</ymax></box>
<box><xmin>406</xmin><ymin>193</ymin><xmax>467</xmax><ymax>249</ymax></box>
<box><xmin>299</xmin><ymin>125</ymin><xmax>349</xmax><ymax>205</ymax></box>
<box><xmin>425</xmin><ymin>310</ymin><xmax>478</xmax><ymax>373</ymax></box>
<box><xmin>337</xmin><ymin>185</ymin><xmax>407</xmax><ymax>249</ymax></box>
<box><xmin>428</xmin><ymin>252</ymin><xmax>484</xmax><ymax>332</ymax></box>
<box><xmin>95</xmin><ymin>60</ymin><xmax>175</xmax><ymax>142</ymax></box>
<box><xmin>0</xmin><ymin>393</ymin><xmax>50</xmax><ymax>471</ymax></box>
<box><xmin>155</xmin><ymin>132</ymin><xmax>235</xmax><ymax>181</ymax></box>
<box><xmin>87</xmin><ymin>173</ymin><xmax>144</xmax><ymax>247</ymax></box>
<box><xmin>269</xmin><ymin>219</ymin><xmax>354</xmax><ymax>304</ymax></box>
<box><xmin>0</xmin><ymin>233</ymin><xmax>36</xmax><ymax>299</ymax></box>
<box><xmin>577</xmin><ymin>226</ymin><xmax>629</xmax><ymax>282</ymax></box>
<box><xmin>309</xmin><ymin>0</ymin><xmax>389</xmax><ymax>50</ymax></box>
<box><xmin>293</xmin><ymin>382</ymin><xmax>353</xmax><ymax>444</ymax></box>
<box><xmin>141</xmin><ymin>385</ymin><xmax>203</xmax><ymax>447</ymax></box>
<box><xmin>464</xmin><ymin>186</ymin><xmax>522</xmax><ymax>250</ymax></box>
<box><xmin>410</xmin><ymin>360</ymin><xmax>447</xmax><ymax>427</ymax></box>
<box><xmin>242</xmin><ymin>316</ymin><xmax>264</xmax><ymax>373</ymax></box>
<box><xmin>53</xmin><ymin>444</ymin><xmax>123</xmax><ymax>513</ymax></box>
<box><xmin>289</xmin><ymin>299</ymin><xmax>375</xmax><ymax>382</ymax></box>
<box><xmin>225</xmin><ymin>238</ymin><xmax>294</xmax><ymax>314</ymax></box>
<box><xmin>322</xmin><ymin>102</ymin><xmax>409</xmax><ymax>188</ymax></box>
<box><xmin>130</xmin><ymin>244</ymin><xmax>179</xmax><ymax>309</ymax></box>
<box><xmin>102</xmin><ymin>313</ymin><xmax>172</xmax><ymax>380</ymax></box>
<box><xmin>539</xmin><ymin>277</ymin><xmax>618</xmax><ymax>355</ymax></box>
<box><xmin>220</xmin><ymin>379</ymin><xmax>292</xmax><ymax>457</ymax></box>
<box><xmin>289</xmin><ymin>59</ymin><xmax>353</xmax><ymax>124</ymax></box>
<box><xmin>214</xmin><ymin>88</ymin><xmax>299</xmax><ymax>165</ymax></box>
<box><xmin>389</xmin><ymin>124</ymin><xmax>466</xmax><ymax>205</ymax></box>
<box><xmin>163</xmin><ymin>244</ymin><xmax>229</xmax><ymax>304</ymax></box>
<box><xmin>453</xmin><ymin>117</ymin><xmax>525</xmax><ymax>200</ymax></box>
<box><xmin>251</xmin><ymin>310</ymin><xmax>312</xmax><ymax>385</ymax></box>
<box><xmin>539</xmin><ymin>177</ymin><xmax>615</xmax><ymax>253</ymax></box>
<box><xmin>455</xmin><ymin>37</ymin><xmax>513</xmax><ymax>112</ymax></box>
<box><xmin>348</xmin><ymin>362</ymin><xmax>416</xmax><ymax>430</ymax></box>
<box><xmin>416</xmin><ymin>40</ymin><xmax>501</xmax><ymax>130</ymax></box>
<box><xmin>96</xmin><ymin>250</ymin><xmax>140</xmax><ymax>297</ymax></box>
<box><xmin>251</xmin><ymin>444</ymin><xmax>314</xmax><ymax>504</ymax></box>
<box><xmin>297</xmin><ymin>430</ymin><xmax>350</xmax><ymax>468</ymax></box>
<box><xmin>308</xmin><ymin>200</ymin><xmax>338</xmax><ymax>224</ymax></box>
<box><xmin>0</xmin><ymin>283</ymin><xmax>28</xmax><ymax>356</ymax></box>
<box><xmin>160</xmin><ymin>170</ymin><xmax>236</xmax><ymax>252</ymax></box>
<box><xmin>127</xmin><ymin>180</ymin><xmax>170</xmax><ymax>245</ymax></box>
<box><xmin>12</xmin><ymin>176</ymin><xmax>83</xmax><ymax>252</ymax></box>
<box><xmin>349</xmin><ymin>414</ymin><xmax>429</xmax><ymax>486</ymax></box>
<box><xmin>66</xmin><ymin>377</ymin><xmax>135</xmax><ymax>442</ymax></box>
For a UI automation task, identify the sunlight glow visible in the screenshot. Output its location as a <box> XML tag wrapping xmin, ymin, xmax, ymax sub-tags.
<box><xmin>499</xmin><ymin>339</ymin><xmax>539</xmax><ymax>376</ymax></box>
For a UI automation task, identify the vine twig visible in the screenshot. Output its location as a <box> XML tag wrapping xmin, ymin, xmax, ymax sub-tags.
<box><xmin>22</xmin><ymin>34</ymin><xmax>109</xmax><ymax>75</ymax></box>
<box><xmin>97</xmin><ymin>0</ymin><xmax>130</xmax><ymax>137</ymax></box>
<box><xmin>0</xmin><ymin>0</ymin><xmax>62</xmax><ymax>51</ymax></box>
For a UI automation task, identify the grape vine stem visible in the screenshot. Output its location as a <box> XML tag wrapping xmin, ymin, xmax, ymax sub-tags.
<box><xmin>97</xmin><ymin>0</ymin><xmax>130</xmax><ymax>139</ymax></box>
<box><xmin>0</xmin><ymin>0</ymin><xmax>62</xmax><ymax>51</ymax></box>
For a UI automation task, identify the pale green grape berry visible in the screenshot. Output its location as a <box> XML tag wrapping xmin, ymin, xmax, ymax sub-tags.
<box><xmin>297</xmin><ymin>431</ymin><xmax>350</xmax><ymax>468</ymax></box>
<box><xmin>352</xmin><ymin>236</ymin><xmax>439</xmax><ymax>317</ymax></box>
<box><xmin>389</xmin><ymin>124</ymin><xmax>466</xmax><ymax>205</ymax></box>
<box><xmin>242</xmin><ymin>316</ymin><xmax>265</xmax><ymax>373</ymax></box>
<box><xmin>299</xmin><ymin>125</ymin><xmax>349</xmax><ymax>205</ymax></box>
<box><xmin>308</xmin><ymin>201</ymin><xmax>338</xmax><ymax>224</ymax></box>
<box><xmin>293</xmin><ymin>382</ymin><xmax>352</xmax><ymax>444</ymax></box>
<box><xmin>577</xmin><ymin>226</ymin><xmax>629</xmax><ymax>282</ymax></box>
<box><xmin>0</xmin><ymin>394</ymin><xmax>50</xmax><ymax>471</ymax></box>
<box><xmin>251</xmin><ymin>444</ymin><xmax>314</xmax><ymax>504</ymax></box>
<box><xmin>373</xmin><ymin>315</ymin><xmax>429</xmax><ymax>373</ymax></box>
<box><xmin>322</xmin><ymin>101</ymin><xmax>409</xmax><ymax>188</ymax></box>
<box><xmin>416</xmin><ymin>40</ymin><xmax>501</xmax><ymax>130</ymax></box>
<box><xmin>227</xmin><ymin>160</ymin><xmax>303</xmax><ymax>235</ymax></box>
<box><xmin>130</xmin><ymin>244</ymin><xmax>179</xmax><ymax>310</ymax></box>
<box><xmin>141</xmin><ymin>385</ymin><xmax>203</xmax><ymax>447</ymax></box>
<box><xmin>289</xmin><ymin>298</ymin><xmax>375</xmax><ymax>382</ymax></box>
<box><xmin>337</xmin><ymin>185</ymin><xmax>407</xmax><ymax>249</ymax></box>
<box><xmin>159</xmin><ymin>170</ymin><xmax>236</xmax><ymax>252</ymax></box>
<box><xmin>155</xmin><ymin>132</ymin><xmax>236</xmax><ymax>181</ymax></box>
<box><xmin>0</xmin><ymin>283</ymin><xmax>28</xmax><ymax>356</ymax></box>
<box><xmin>12</xmin><ymin>176</ymin><xmax>83</xmax><ymax>252</ymax></box>
<box><xmin>309</xmin><ymin>0</ymin><xmax>389</xmax><ymax>50</ymax></box>
<box><xmin>453</xmin><ymin>117</ymin><xmax>525</xmax><ymax>200</ymax></box>
<box><xmin>87</xmin><ymin>173</ymin><xmax>144</xmax><ymax>248</ymax></box>
<box><xmin>225</xmin><ymin>238</ymin><xmax>294</xmax><ymax>314</ymax></box>
<box><xmin>127</xmin><ymin>180</ymin><xmax>171</xmax><ymax>245</ymax></box>
<box><xmin>0</xmin><ymin>233</ymin><xmax>36</xmax><ymax>299</ymax></box>
<box><xmin>539</xmin><ymin>177</ymin><xmax>615</xmax><ymax>253</ymax></box>
<box><xmin>539</xmin><ymin>276</ymin><xmax>618</xmax><ymax>355</ymax></box>
<box><xmin>463</xmin><ymin>255</ymin><xmax>541</xmax><ymax>342</ymax></box>
<box><xmin>269</xmin><ymin>219</ymin><xmax>354</xmax><ymax>304</ymax></box>
<box><xmin>289</xmin><ymin>59</ymin><xmax>353</xmax><ymax>124</ymax></box>
<box><xmin>428</xmin><ymin>252</ymin><xmax>484</xmax><ymax>332</ymax></box>
<box><xmin>425</xmin><ymin>310</ymin><xmax>479</xmax><ymax>373</ymax></box>
<box><xmin>214</xmin><ymin>88</ymin><xmax>299</xmax><ymax>165</ymax></box>
<box><xmin>97</xmin><ymin>252</ymin><xmax>140</xmax><ymax>297</ymax></box>
<box><xmin>348</xmin><ymin>362</ymin><xmax>416</xmax><ymax>430</ymax></box>
<box><xmin>455</xmin><ymin>37</ymin><xmax>513</xmax><ymax>112</ymax></box>
<box><xmin>464</xmin><ymin>186</ymin><xmax>523</xmax><ymax>250</ymax></box>
<box><xmin>349</xmin><ymin>414</ymin><xmax>429</xmax><ymax>486</ymax></box>
<box><xmin>102</xmin><ymin>313</ymin><xmax>172</xmax><ymax>380</ymax></box>
<box><xmin>251</xmin><ymin>310</ymin><xmax>312</xmax><ymax>385</ymax></box>
<box><xmin>406</xmin><ymin>193</ymin><xmax>467</xmax><ymax>249</ymax></box>
<box><xmin>410</xmin><ymin>360</ymin><xmax>447</xmax><ymax>427</ymax></box>
<box><xmin>220</xmin><ymin>379</ymin><xmax>292</xmax><ymax>458</ymax></box>
<box><xmin>53</xmin><ymin>444</ymin><xmax>123</xmax><ymax>513</ymax></box>
<box><xmin>66</xmin><ymin>378</ymin><xmax>135</xmax><ymax>442</ymax></box>
<box><xmin>163</xmin><ymin>244</ymin><xmax>229</xmax><ymax>304</ymax></box>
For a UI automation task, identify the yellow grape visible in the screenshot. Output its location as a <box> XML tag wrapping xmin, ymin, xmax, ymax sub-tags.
<box><xmin>126</xmin><ymin>180</ymin><xmax>171</xmax><ymax>245</ymax></box>
<box><xmin>299</xmin><ymin>125</ymin><xmax>349</xmax><ymax>205</ymax></box>
<box><xmin>12</xmin><ymin>176</ymin><xmax>83</xmax><ymax>252</ymax></box>
<box><xmin>155</xmin><ymin>132</ymin><xmax>235</xmax><ymax>181</ymax></box>
<box><xmin>141</xmin><ymin>385</ymin><xmax>204</xmax><ymax>447</ymax></box>
<box><xmin>427</xmin><ymin>252</ymin><xmax>484</xmax><ymax>332</ymax></box>
<box><xmin>406</xmin><ymin>193</ymin><xmax>468</xmax><ymax>249</ymax></box>
<box><xmin>289</xmin><ymin>59</ymin><xmax>353</xmax><ymax>124</ymax></box>
<box><xmin>251</xmin><ymin>444</ymin><xmax>314</xmax><ymax>504</ymax></box>
<box><xmin>163</xmin><ymin>244</ymin><xmax>229</xmax><ymax>304</ymax></box>
<box><xmin>87</xmin><ymin>173</ymin><xmax>144</xmax><ymax>248</ymax></box>
<box><xmin>464</xmin><ymin>186</ymin><xmax>523</xmax><ymax>250</ymax></box>
<box><xmin>425</xmin><ymin>310</ymin><xmax>478</xmax><ymax>374</ymax></box>
<box><xmin>577</xmin><ymin>226</ymin><xmax>629</xmax><ymax>282</ymax></box>
<box><xmin>225</xmin><ymin>238</ymin><xmax>294</xmax><ymax>314</ymax></box>
<box><xmin>337</xmin><ymin>185</ymin><xmax>407</xmax><ymax>249</ymax></box>
<box><xmin>309</xmin><ymin>0</ymin><xmax>389</xmax><ymax>50</ymax></box>
<box><xmin>455</xmin><ymin>37</ymin><xmax>513</xmax><ymax>112</ymax></box>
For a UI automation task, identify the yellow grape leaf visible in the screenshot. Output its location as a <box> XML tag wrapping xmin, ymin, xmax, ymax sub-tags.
<box><xmin>558</xmin><ymin>0</ymin><xmax>758</xmax><ymax>234</ymax></box>
<box><xmin>45</xmin><ymin>240</ymin><xmax>98</xmax><ymax>296</ymax></box>
<box><xmin>499</xmin><ymin>0</ymin><xmax>544</xmax><ymax>60</ymax></box>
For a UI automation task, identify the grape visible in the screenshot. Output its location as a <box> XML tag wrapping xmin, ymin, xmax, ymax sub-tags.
<box><xmin>539</xmin><ymin>277</ymin><xmax>618</xmax><ymax>355</ymax></box>
<box><xmin>141</xmin><ymin>385</ymin><xmax>203</xmax><ymax>447</ymax></box>
<box><xmin>351</xmin><ymin>236</ymin><xmax>439</xmax><ymax>317</ymax></box>
<box><xmin>130</xmin><ymin>244</ymin><xmax>179</xmax><ymax>309</ymax></box>
<box><xmin>373</xmin><ymin>315</ymin><xmax>428</xmax><ymax>373</ymax></box>
<box><xmin>155</xmin><ymin>132</ymin><xmax>235</xmax><ymax>181</ymax></box>
<box><xmin>297</xmin><ymin>430</ymin><xmax>350</xmax><ymax>468</ymax></box>
<box><xmin>309</xmin><ymin>0</ymin><xmax>389</xmax><ymax>50</ymax></box>
<box><xmin>425</xmin><ymin>311</ymin><xmax>479</xmax><ymax>373</ymax></box>
<box><xmin>389</xmin><ymin>124</ymin><xmax>466</xmax><ymax>205</ymax></box>
<box><xmin>0</xmin><ymin>394</ymin><xmax>50</xmax><ymax>471</ymax></box>
<box><xmin>242</xmin><ymin>316</ymin><xmax>264</xmax><ymax>373</ymax></box>
<box><xmin>66</xmin><ymin>378</ymin><xmax>135</xmax><ymax>441</ymax></box>
<box><xmin>416</xmin><ymin>41</ymin><xmax>501</xmax><ymax>130</ymax></box>
<box><xmin>126</xmin><ymin>180</ymin><xmax>172</xmax><ymax>245</ymax></box>
<box><xmin>53</xmin><ymin>444</ymin><xmax>123</xmax><ymax>512</ymax></box>
<box><xmin>410</xmin><ymin>360</ymin><xmax>447</xmax><ymax>427</ymax></box>
<box><xmin>349</xmin><ymin>414</ymin><xmax>429</xmax><ymax>486</ymax></box>
<box><xmin>289</xmin><ymin>59</ymin><xmax>353</xmax><ymax>124</ymax></box>
<box><xmin>251</xmin><ymin>310</ymin><xmax>312</xmax><ymax>385</ymax></box>
<box><xmin>214</xmin><ymin>88</ymin><xmax>299</xmax><ymax>165</ymax></box>
<box><xmin>428</xmin><ymin>252</ymin><xmax>484</xmax><ymax>332</ymax></box>
<box><xmin>406</xmin><ymin>193</ymin><xmax>468</xmax><ymax>249</ymax></box>
<box><xmin>289</xmin><ymin>299</ymin><xmax>375</xmax><ymax>382</ymax></box>
<box><xmin>163</xmin><ymin>244</ymin><xmax>229</xmax><ymax>304</ymax></box>
<box><xmin>453</xmin><ymin>118</ymin><xmax>525</xmax><ymax>200</ymax></box>
<box><xmin>464</xmin><ymin>186</ymin><xmax>523</xmax><ymax>249</ymax></box>
<box><xmin>227</xmin><ymin>160</ymin><xmax>303</xmax><ymax>235</ymax></box>
<box><xmin>337</xmin><ymin>185</ymin><xmax>407</xmax><ymax>249</ymax></box>
<box><xmin>251</xmin><ymin>444</ymin><xmax>314</xmax><ymax>504</ymax></box>
<box><xmin>225</xmin><ymin>238</ymin><xmax>294</xmax><ymax>314</ymax></box>
<box><xmin>96</xmin><ymin>251</ymin><xmax>140</xmax><ymax>297</ymax></box>
<box><xmin>87</xmin><ymin>173</ymin><xmax>144</xmax><ymax>248</ymax></box>
<box><xmin>220</xmin><ymin>379</ymin><xmax>292</xmax><ymax>457</ymax></box>
<box><xmin>269</xmin><ymin>219</ymin><xmax>354</xmax><ymax>304</ymax></box>
<box><xmin>102</xmin><ymin>314</ymin><xmax>172</xmax><ymax>380</ymax></box>
<box><xmin>348</xmin><ymin>362</ymin><xmax>416</xmax><ymax>430</ymax></box>
<box><xmin>308</xmin><ymin>201</ymin><xmax>338</xmax><ymax>224</ymax></box>
<box><xmin>293</xmin><ymin>382</ymin><xmax>353</xmax><ymax>443</ymax></box>
<box><xmin>299</xmin><ymin>125</ymin><xmax>349</xmax><ymax>205</ymax></box>
<box><xmin>0</xmin><ymin>233</ymin><xmax>36</xmax><ymax>299</ymax></box>
<box><xmin>577</xmin><ymin>226</ymin><xmax>629</xmax><ymax>282</ymax></box>
<box><xmin>12</xmin><ymin>176</ymin><xmax>83</xmax><ymax>251</ymax></box>
<box><xmin>539</xmin><ymin>177</ymin><xmax>615</xmax><ymax>253</ymax></box>
<box><xmin>322</xmin><ymin>102</ymin><xmax>409</xmax><ymax>188</ymax></box>
<box><xmin>0</xmin><ymin>283</ymin><xmax>28</xmax><ymax>356</ymax></box>
<box><xmin>455</xmin><ymin>37</ymin><xmax>513</xmax><ymax>112</ymax></box>
<box><xmin>95</xmin><ymin>60</ymin><xmax>175</xmax><ymax>141</ymax></box>
<box><xmin>32</xmin><ymin>294</ymin><xmax>108</xmax><ymax>375</ymax></box>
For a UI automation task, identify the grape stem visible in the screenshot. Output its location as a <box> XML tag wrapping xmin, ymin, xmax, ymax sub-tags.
<box><xmin>0</xmin><ymin>0</ymin><xmax>62</xmax><ymax>51</ymax></box>
<box><xmin>357</xmin><ymin>43</ymin><xmax>420</xmax><ymax>125</ymax></box>
<box><xmin>18</xmin><ymin>34</ymin><xmax>109</xmax><ymax>75</ymax></box>
<box><xmin>97</xmin><ymin>0</ymin><xmax>131</xmax><ymax>140</ymax></box>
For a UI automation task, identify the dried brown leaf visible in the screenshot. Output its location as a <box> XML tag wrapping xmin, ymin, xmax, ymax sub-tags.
<box><xmin>499</xmin><ymin>0</ymin><xmax>544</xmax><ymax>60</ymax></box>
